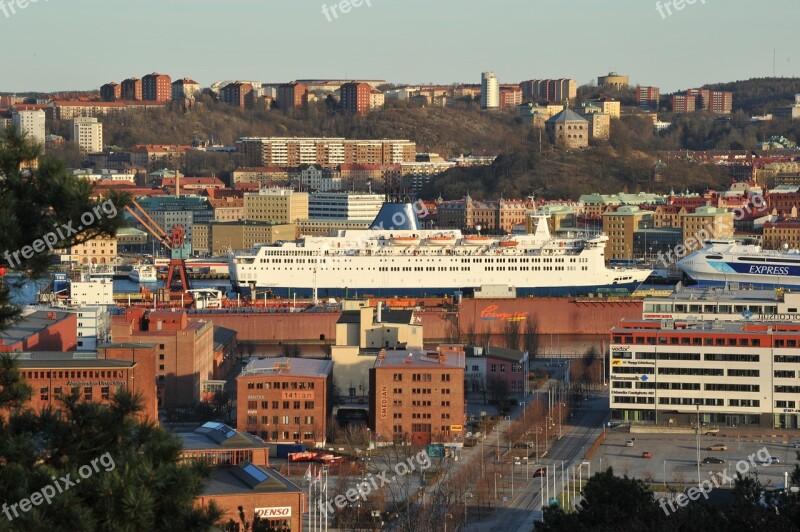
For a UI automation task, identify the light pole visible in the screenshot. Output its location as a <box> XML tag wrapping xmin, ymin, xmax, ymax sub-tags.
<box><xmin>695</xmin><ymin>403</ymin><xmax>701</xmax><ymax>485</ymax></box>
<box><xmin>464</xmin><ymin>492</ymin><xmax>472</xmax><ymax>526</ymax></box>
<box><xmin>495</xmin><ymin>472</ymin><xmax>501</xmax><ymax>501</ymax></box>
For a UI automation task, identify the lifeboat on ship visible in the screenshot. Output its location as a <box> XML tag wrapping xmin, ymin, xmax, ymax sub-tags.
<box><xmin>463</xmin><ymin>235</ymin><xmax>491</xmax><ymax>245</ymax></box>
<box><xmin>391</xmin><ymin>236</ymin><xmax>421</xmax><ymax>246</ymax></box>
<box><xmin>498</xmin><ymin>239</ymin><xmax>519</xmax><ymax>248</ymax></box>
<box><xmin>427</xmin><ymin>234</ymin><xmax>456</xmax><ymax>246</ymax></box>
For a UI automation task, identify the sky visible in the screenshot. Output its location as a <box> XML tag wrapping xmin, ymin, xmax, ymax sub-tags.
<box><xmin>1</xmin><ymin>0</ymin><xmax>798</xmax><ymax>93</ymax></box>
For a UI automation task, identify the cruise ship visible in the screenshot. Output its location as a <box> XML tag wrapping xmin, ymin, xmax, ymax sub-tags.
<box><xmin>677</xmin><ymin>240</ymin><xmax>800</xmax><ymax>289</ymax></box>
<box><xmin>228</xmin><ymin>204</ymin><xmax>650</xmax><ymax>298</ymax></box>
<box><xmin>129</xmin><ymin>264</ymin><xmax>158</xmax><ymax>283</ymax></box>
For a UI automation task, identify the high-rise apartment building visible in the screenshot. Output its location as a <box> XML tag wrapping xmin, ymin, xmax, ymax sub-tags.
<box><xmin>120</xmin><ymin>78</ymin><xmax>143</xmax><ymax>101</ymax></box>
<box><xmin>72</xmin><ymin>117</ymin><xmax>104</xmax><ymax>153</ymax></box>
<box><xmin>220</xmin><ymin>82</ymin><xmax>254</xmax><ymax>109</ymax></box>
<box><xmin>243</xmin><ymin>187</ymin><xmax>309</xmax><ymax>224</ymax></box>
<box><xmin>13</xmin><ymin>109</ymin><xmax>46</xmax><ymax>146</ymax></box>
<box><xmin>100</xmin><ymin>82</ymin><xmax>121</xmax><ymax>102</ymax></box>
<box><xmin>277</xmin><ymin>83</ymin><xmax>308</xmax><ymax>110</ymax></box>
<box><xmin>637</xmin><ymin>86</ymin><xmax>660</xmax><ymax>109</ymax></box>
<box><xmin>237</xmin><ymin>137</ymin><xmax>416</xmax><ymax>168</ymax></box>
<box><xmin>519</xmin><ymin>79</ymin><xmax>577</xmax><ymax>104</ymax></box>
<box><xmin>340</xmin><ymin>82</ymin><xmax>373</xmax><ymax>115</ymax></box>
<box><xmin>481</xmin><ymin>72</ymin><xmax>499</xmax><ymax>109</ymax></box>
<box><xmin>142</xmin><ymin>73</ymin><xmax>172</xmax><ymax>102</ymax></box>
<box><xmin>171</xmin><ymin>78</ymin><xmax>200</xmax><ymax>101</ymax></box>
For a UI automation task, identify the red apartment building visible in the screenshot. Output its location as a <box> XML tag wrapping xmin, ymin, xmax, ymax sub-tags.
<box><xmin>637</xmin><ymin>86</ymin><xmax>660</xmax><ymax>109</ymax></box>
<box><xmin>121</xmin><ymin>78</ymin><xmax>143</xmax><ymax>101</ymax></box>
<box><xmin>369</xmin><ymin>347</ymin><xmax>465</xmax><ymax>446</ymax></box>
<box><xmin>237</xmin><ymin>358</ymin><xmax>333</xmax><ymax>445</ymax></box>
<box><xmin>499</xmin><ymin>85</ymin><xmax>523</xmax><ymax>109</ymax></box>
<box><xmin>340</xmin><ymin>82</ymin><xmax>372</xmax><ymax>115</ymax></box>
<box><xmin>672</xmin><ymin>94</ymin><xmax>696</xmax><ymax>113</ymax></box>
<box><xmin>220</xmin><ymin>82</ymin><xmax>254</xmax><ymax>109</ymax></box>
<box><xmin>277</xmin><ymin>83</ymin><xmax>308</xmax><ymax>110</ymax></box>
<box><xmin>142</xmin><ymin>73</ymin><xmax>172</xmax><ymax>102</ymax></box>
<box><xmin>100</xmin><ymin>82</ymin><xmax>122</xmax><ymax>102</ymax></box>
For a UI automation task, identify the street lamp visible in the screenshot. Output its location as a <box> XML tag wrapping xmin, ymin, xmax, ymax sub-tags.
<box><xmin>464</xmin><ymin>492</ymin><xmax>472</xmax><ymax>525</ymax></box>
<box><xmin>495</xmin><ymin>472</ymin><xmax>502</xmax><ymax>500</ymax></box>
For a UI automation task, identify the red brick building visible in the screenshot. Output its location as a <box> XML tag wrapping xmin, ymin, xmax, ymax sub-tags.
<box><xmin>0</xmin><ymin>310</ymin><xmax>77</xmax><ymax>352</ymax></box>
<box><xmin>340</xmin><ymin>82</ymin><xmax>372</xmax><ymax>115</ymax></box>
<box><xmin>100</xmin><ymin>82</ymin><xmax>121</xmax><ymax>102</ymax></box>
<box><xmin>196</xmin><ymin>461</ymin><xmax>304</xmax><ymax>531</ymax></box>
<box><xmin>111</xmin><ymin>309</ymin><xmax>215</xmax><ymax>409</ymax></box>
<box><xmin>120</xmin><ymin>78</ymin><xmax>143</xmax><ymax>101</ymax></box>
<box><xmin>499</xmin><ymin>84</ymin><xmax>523</xmax><ymax>109</ymax></box>
<box><xmin>4</xmin><ymin>347</ymin><xmax>157</xmax><ymax>423</ymax></box>
<box><xmin>277</xmin><ymin>83</ymin><xmax>308</xmax><ymax>110</ymax></box>
<box><xmin>369</xmin><ymin>347</ymin><xmax>465</xmax><ymax>446</ymax></box>
<box><xmin>237</xmin><ymin>358</ymin><xmax>333</xmax><ymax>445</ymax></box>
<box><xmin>142</xmin><ymin>73</ymin><xmax>172</xmax><ymax>102</ymax></box>
<box><xmin>637</xmin><ymin>86</ymin><xmax>660</xmax><ymax>109</ymax></box>
<box><xmin>220</xmin><ymin>82</ymin><xmax>254</xmax><ymax>109</ymax></box>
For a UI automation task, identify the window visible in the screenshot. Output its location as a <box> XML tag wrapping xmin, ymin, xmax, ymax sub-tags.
<box><xmin>490</xmin><ymin>364</ymin><xmax>497</xmax><ymax>373</ymax></box>
<box><xmin>442</xmin><ymin>374</ymin><xmax>451</xmax><ymax>382</ymax></box>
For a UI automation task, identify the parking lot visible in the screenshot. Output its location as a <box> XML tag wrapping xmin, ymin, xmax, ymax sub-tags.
<box><xmin>591</xmin><ymin>430</ymin><xmax>800</xmax><ymax>488</ymax></box>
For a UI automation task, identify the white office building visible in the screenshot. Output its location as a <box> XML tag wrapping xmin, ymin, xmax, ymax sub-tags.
<box><xmin>308</xmin><ymin>192</ymin><xmax>384</xmax><ymax>220</ymax></box>
<box><xmin>73</xmin><ymin>306</ymin><xmax>111</xmax><ymax>351</ymax></box>
<box><xmin>13</xmin><ymin>109</ymin><xmax>46</xmax><ymax>146</ymax></box>
<box><xmin>72</xmin><ymin>117</ymin><xmax>104</xmax><ymax>153</ymax></box>
<box><xmin>481</xmin><ymin>72</ymin><xmax>499</xmax><ymax>110</ymax></box>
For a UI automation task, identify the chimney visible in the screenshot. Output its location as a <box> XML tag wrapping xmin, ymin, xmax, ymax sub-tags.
<box><xmin>175</xmin><ymin>170</ymin><xmax>180</xmax><ymax>198</ymax></box>
<box><xmin>376</xmin><ymin>302</ymin><xmax>382</xmax><ymax>324</ymax></box>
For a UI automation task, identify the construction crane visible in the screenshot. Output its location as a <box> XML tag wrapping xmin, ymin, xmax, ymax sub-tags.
<box><xmin>125</xmin><ymin>198</ymin><xmax>193</xmax><ymax>305</ymax></box>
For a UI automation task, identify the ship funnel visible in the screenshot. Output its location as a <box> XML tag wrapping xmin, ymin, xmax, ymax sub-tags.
<box><xmin>369</xmin><ymin>203</ymin><xmax>421</xmax><ymax>231</ymax></box>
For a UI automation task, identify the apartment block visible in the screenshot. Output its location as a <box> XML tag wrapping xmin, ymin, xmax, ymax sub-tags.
<box><xmin>13</xmin><ymin>109</ymin><xmax>46</xmax><ymax>146</ymax></box>
<box><xmin>121</xmin><ymin>78</ymin><xmax>143</xmax><ymax>101</ymax></box>
<box><xmin>244</xmin><ymin>187</ymin><xmax>309</xmax><ymax>224</ymax></box>
<box><xmin>481</xmin><ymin>72</ymin><xmax>499</xmax><ymax>109</ymax></box>
<box><xmin>499</xmin><ymin>85</ymin><xmax>523</xmax><ymax>109</ymax></box>
<box><xmin>672</xmin><ymin>94</ymin><xmax>696</xmax><ymax>113</ymax></box>
<box><xmin>637</xmin><ymin>86</ymin><xmax>660</xmax><ymax>109</ymax></box>
<box><xmin>603</xmin><ymin>206</ymin><xmax>654</xmax><ymax>260</ymax></box>
<box><xmin>220</xmin><ymin>82</ymin><xmax>254</xmax><ymax>109</ymax></box>
<box><xmin>519</xmin><ymin>79</ymin><xmax>576</xmax><ymax>104</ymax></box>
<box><xmin>680</xmin><ymin>205</ymin><xmax>733</xmax><ymax>251</ymax></box>
<box><xmin>100</xmin><ymin>82</ymin><xmax>121</xmax><ymax>102</ymax></box>
<box><xmin>610</xmin><ymin>319</ymin><xmax>800</xmax><ymax>428</ymax></box>
<box><xmin>369</xmin><ymin>348</ymin><xmax>465</xmax><ymax>446</ymax></box>
<box><xmin>277</xmin><ymin>83</ymin><xmax>308</xmax><ymax>110</ymax></box>
<box><xmin>585</xmin><ymin>97</ymin><xmax>620</xmax><ymax>119</ymax></box>
<box><xmin>142</xmin><ymin>73</ymin><xmax>172</xmax><ymax>102</ymax></box>
<box><xmin>237</xmin><ymin>137</ymin><xmax>416</xmax><ymax>168</ymax></box>
<box><xmin>72</xmin><ymin>116</ymin><xmax>103</xmax><ymax>153</ymax></box>
<box><xmin>66</xmin><ymin>235</ymin><xmax>117</xmax><ymax>265</ymax></box>
<box><xmin>237</xmin><ymin>358</ymin><xmax>333</xmax><ymax>444</ymax></box>
<box><xmin>172</xmin><ymin>78</ymin><xmax>201</xmax><ymax>101</ymax></box>
<box><xmin>340</xmin><ymin>82</ymin><xmax>372</xmax><ymax>115</ymax></box>
<box><xmin>193</xmin><ymin>221</ymin><xmax>297</xmax><ymax>255</ymax></box>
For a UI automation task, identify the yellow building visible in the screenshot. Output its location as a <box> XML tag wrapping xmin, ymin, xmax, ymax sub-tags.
<box><xmin>243</xmin><ymin>187</ymin><xmax>308</xmax><ymax>224</ymax></box>
<box><xmin>67</xmin><ymin>236</ymin><xmax>118</xmax><ymax>265</ymax></box>
<box><xmin>586</xmin><ymin>98</ymin><xmax>620</xmax><ymax>119</ymax></box>
<box><xmin>763</xmin><ymin>218</ymin><xmax>800</xmax><ymax>250</ymax></box>
<box><xmin>192</xmin><ymin>222</ymin><xmax>297</xmax><ymax>255</ymax></box>
<box><xmin>680</xmin><ymin>206</ymin><xmax>733</xmax><ymax>252</ymax></box>
<box><xmin>602</xmin><ymin>206</ymin><xmax>653</xmax><ymax>260</ymax></box>
<box><xmin>584</xmin><ymin>112</ymin><xmax>611</xmax><ymax>141</ymax></box>
<box><xmin>598</xmin><ymin>72</ymin><xmax>629</xmax><ymax>90</ymax></box>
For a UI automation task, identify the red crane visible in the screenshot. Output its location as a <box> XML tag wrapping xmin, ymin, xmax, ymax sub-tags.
<box><xmin>125</xmin><ymin>199</ymin><xmax>192</xmax><ymax>301</ymax></box>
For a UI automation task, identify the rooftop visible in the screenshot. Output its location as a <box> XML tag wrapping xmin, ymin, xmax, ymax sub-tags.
<box><xmin>202</xmin><ymin>461</ymin><xmax>302</xmax><ymax>496</ymax></box>
<box><xmin>239</xmin><ymin>357</ymin><xmax>333</xmax><ymax>378</ymax></box>
<box><xmin>177</xmin><ymin>422</ymin><xmax>268</xmax><ymax>451</ymax></box>
<box><xmin>373</xmin><ymin>349</ymin><xmax>465</xmax><ymax>369</ymax></box>
<box><xmin>0</xmin><ymin>310</ymin><xmax>73</xmax><ymax>347</ymax></box>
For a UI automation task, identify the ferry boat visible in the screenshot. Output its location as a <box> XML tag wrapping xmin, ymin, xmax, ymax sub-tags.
<box><xmin>228</xmin><ymin>204</ymin><xmax>650</xmax><ymax>298</ymax></box>
<box><xmin>677</xmin><ymin>240</ymin><xmax>800</xmax><ymax>289</ymax></box>
<box><xmin>129</xmin><ymin>264</ymin><xmax>158</xmax><ymax>283</ymax></box>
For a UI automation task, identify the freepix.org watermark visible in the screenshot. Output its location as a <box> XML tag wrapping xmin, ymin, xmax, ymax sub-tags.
<box><xmin>318</xmin><ymin>450</ymin><xmax>431</xmax><ymax>514</ymax></box>
<box><xmin>659</xmin><ymin>447</ymin><xmax>772</xmax><ymax>516</ymax></box>
<box><xmin>656</xmin><ymin>0</ymin><xmax>706</xmax><ymax>20</ymax></box>
<box><xmin>0</xmin><ymin>0</ymin><xmax>48</xmax><ymax>19</ymax></box>
<box><xmin>2</xmin><ymin>198</ymin><xmax>118</xmax><ymax>269</ymax></box>
<box><xmin>2</xmin><ymin>452</ymin><xmax>116</xmax><ymax>522</ymax></box>
<box><xmin>321</xmin><ymin>0</ymin><xmax>371</xmax><ymax>22</ymax></box>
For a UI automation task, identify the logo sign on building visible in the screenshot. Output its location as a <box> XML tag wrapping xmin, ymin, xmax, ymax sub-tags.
<box><xmin>479</xmin><ymin>305</ymin><xmax>528</xmax><ymax>322</ymax></box>
<box><xmin>281</xmin><ymin>391</ymin><xmax>314</xmax><ymax>400</ymax></box>
<box><xmin>380</xmin><ymin>386</ymin><xmax>388</xmax><ymax>419</ymax></box>
<box><xmin>450</xmin><ymin>425</ymin><xmax>463</xmax><ymax>432</ymax></box>
<box><xmin>255</xmin><ymin>507</ymin><xmax>292</xmax><ymax>519</ymax></box>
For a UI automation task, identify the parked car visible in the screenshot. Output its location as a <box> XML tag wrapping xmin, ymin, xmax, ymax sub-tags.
<box><xmin>532</xmin><ymin>468</ymin><xmax>547</xmax><ymax>478</ymax></box>
<box><xmin>641</xmin><ymin>452</ymin><xmax>652</xmax><ymax>459</ymax></box>
<box><xmin>625</xmin><ymin>439</ymin><xmax>635</xmax><ymax>447</ymax></box>
<box><xmin>702</xmin><ymin>457</ymin><xmax>724</xmax><ymax>464</ymax></box>
<box><xmin>793</xmin><ymin>442</ymin><xmax>800</xmax><ymax>449</ymax></box>
<box><xmin>514</xmin><ymin>442</ymin><xmax>534</xmax><ymax>449</ymax></box>
<box><xmin>707</xmin><ymin>444</ymin><xmax>728</xmax><ymax>451</ymax></box>
<box><xmin>760</xmin><ymin>457</ymin><xmax>780</xmax><ymax>465</ymax></box>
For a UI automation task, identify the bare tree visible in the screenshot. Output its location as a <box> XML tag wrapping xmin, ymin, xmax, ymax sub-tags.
<box><xmin>524</xmin><ymin>315</ymin><xmax>541</xmax><ymax>359</ymax></box>
<box><xmin>503</xmin><ymin>319</ymin><xmax>521</xmax><ymax>350</ymax></box>
<box><xmin>465</xmin><ymin>320</ymin><xmax>477</xmax><ymax>346</ymax></box>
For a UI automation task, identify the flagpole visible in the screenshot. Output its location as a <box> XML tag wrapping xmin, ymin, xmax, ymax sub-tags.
<box><xmin>324</xmin><ymin>465</ymin><xmax>329</xmax><ymax>532</ymax></box>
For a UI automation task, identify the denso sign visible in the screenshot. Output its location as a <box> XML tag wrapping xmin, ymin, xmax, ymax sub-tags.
<box><xmin>255</xmin><ymin>506</ymin><xmax>292</xmax><ymax>518</ymax></box>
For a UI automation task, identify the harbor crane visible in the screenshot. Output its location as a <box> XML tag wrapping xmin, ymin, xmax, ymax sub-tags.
<box><xmin>125</xmin><ymin>198</ymin><xmax>193</xmax><ymax>305</ymax></box>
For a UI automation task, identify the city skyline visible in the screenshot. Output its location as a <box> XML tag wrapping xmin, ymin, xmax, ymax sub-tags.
<box><xmin>0</xmin><ymin>0</ymin><xmax>797</xmax><ymax>93</ymax></box>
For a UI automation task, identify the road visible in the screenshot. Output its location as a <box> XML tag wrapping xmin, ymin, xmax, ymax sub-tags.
<box><xmin>464</xmin><ymin>390</ymin><xmax>609</xmax><ymax>532</ymax></box>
